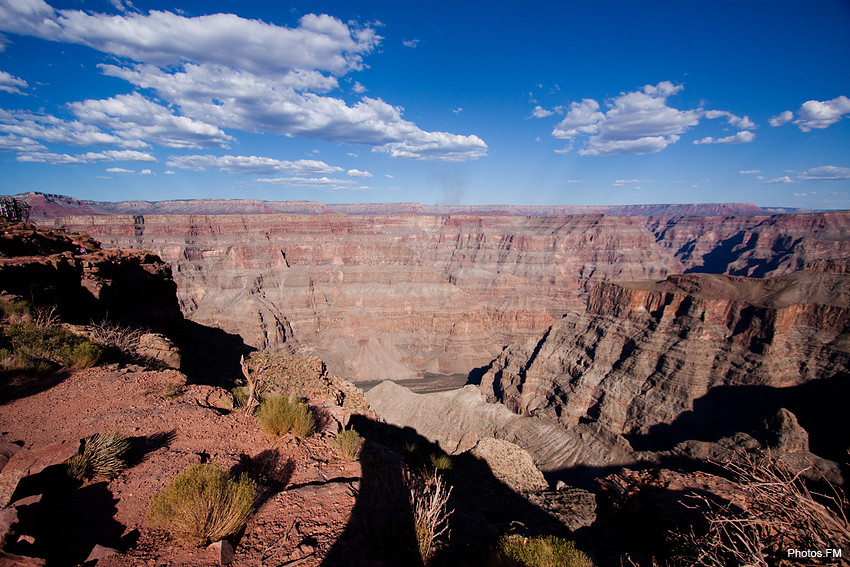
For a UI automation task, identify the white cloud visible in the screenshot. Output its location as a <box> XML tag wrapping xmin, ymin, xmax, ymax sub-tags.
<box><xmin>0</xmin><ymin>108</ymin><xmax>142</xmax><ymax>147</ymax></box>
<box><xmin>532</xmin><ymin>106</ymin><xmax>555</xmax><ymax>118</ymax></box>
<box><xmin>255</xmin><ymin>176</ymin><xmax>362</xmax><ymax>190</ymax></box>
<box><xmin>770</xmin><ymin>96</ymin><xmax>850</xmax><ymax>131</ymax></box>
<box><xmin>553</xmin><ymin>82</ymin><xmax>699</xmax><ymax>156</ymax></box>
<box><xmin>139</xmin><ymin>168</ymin><xmax>153</xmax><ymax>174</ymax></box>
<box><xmin>69</xmin><ymin>92</ymin><xmax>232</xmax><ymax>148</ymax></box>
<box><xmin>693</xmin><ymin>131</ymin><xmax>756</xmax><ymax>145</ymax></box>
<box><xmin>739</xmin><ymin>169</ymin><xmax>762</xmax><ymax>175</ymax></box>
<box><xmin>384</xmin><ymin>174</ymin><xmax>394</xmax><ymax>178</ymax></box>
<box><xmin>16</xmin><ymin>148</ymin><xmax>155</xmax><ymax>164</ymax></box>
<box><xmin>552</xmin><ymin>99</ymin><xmax>604</xmax><ymax>138</ymax></box>
<box><xmin>106</xmin><ymin>167</ymin><xmax>134</xmax><ymax>173</ymax></box>
<box><xmin>346</xmin><ymin>168</ymin><xmax>372</xmax><ymax>177</ymax></box>
<box><xmin>164</xmin><ymin>170</ymin><xmax>175</xmax><ymax>174</ymax></box>
<box><xmin>797</xmin><ymin>165</ymin><xmax>850</xmax><ymax>181</ymax></box>
<box><xmin>352</xmin><ymin>81</ymin><xmax>366</xmax><ymax>94</ymax></box>
<box><xmin>613</xmin><ymin>178</ymin><xmax>651</xmax><ymax>186</ymax></box>
<box><xmin>403</xmin><ymin>38</ymin><xmax>419</xmax><ymax>48</ymax></box>
<box><xmin>564</xmin><ymin>179</ymin><xmax>582</xmax><ymax>183</ymax></box>
<box><xmin>452</xmin><ymin>107</ymin><xmax>462</xmax><ymax>115</ymax></box>
<box><xmin>704</xmin><ymin>110</ymin><xmax>755</xmax><ymax>130</ymax></box>
<box><xmin>0</xmin><ymin>1</ymin><xmax>487</xmax><ymax>161</ymax></box>
<box><xmin>0</xmin><ymin>133</ymin><xmax>46</xmax><ymax>152</ymax></box>
<box><xmin>166</xmin><ymin>154</ymin><xmax>343</xmax><ymax>175</ymax></box>
<box><xmin>0</xmin><ymin>70</ymin><xmax>28</xmax><ymax>94</ymax></box>
<box><xmin>0</xmin><ymin>2</ymin><xmax>381</xmax><ymax>77</ymax></box>
<box><xmin>766</xmin><ymin>176</ymin><xmax>795</xmax><ymax>184</ymax></box>
<box><xmin>769</xmin><ymin>110</ymin><xmax>794</xmax><ymax>127</ymax></box>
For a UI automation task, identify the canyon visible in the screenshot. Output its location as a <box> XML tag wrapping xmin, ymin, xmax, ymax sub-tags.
<box><xmin>38</xmin><ymin>200</ymin><xmax>850</xmax><ymax>384</ymax></box>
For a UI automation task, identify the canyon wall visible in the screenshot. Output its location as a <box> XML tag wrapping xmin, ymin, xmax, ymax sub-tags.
<box><xmin>479</xmin><ymin>266</ymin><xmax>850</xmax><ymax>459</ymax></box>
<box><xmin>51</xmin><ymin>211</ymin><xmax>850</xmax><ymax>381</ymax></box>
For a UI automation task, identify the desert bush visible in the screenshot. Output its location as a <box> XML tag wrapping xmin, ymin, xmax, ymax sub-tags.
<box><xmin>492</xmin><ymin>535</ymin><xmax>594</xmax><ymax>567</ymax></box>
<box><xmin>404</xmin><ymin>442</ymin><xmax>452</xmax><ymax>479</ymax></box>
<box><xmin>5</xmin><ymin>321</ymin><xmax>101</xmax><ymax>369</ymax></box>
<box><xmin>256</xmin><ymin>395</ymin><xmax>315</xmax><ymax>437</ymax></box>
<box><xmin>87</xmin><ymin>319</ymin><xmax>146</xmax><ymax>355</ymax></box>
<box><xmin>332</xmin><ymin>428</ymin><xmax>364</xmax><ymax>461</ymax></box>
<box><xmin>408</xmin><ymin>471</ymin><xmax>453</xmax><ymax>565</ymax></box>
<box><xmin>669</xmin><ymin>451</ymin><xmax>850</xmax><ymax>566</ymax></box>
<box><xmin>67</xmin><ymin>431</ymin><xmax>130</xmax><ymax>480</ymax></box>
<box><xmin>148</xmin><ymin>463</ymin><xmax>255</xmax><ymax>546</ymax></box>
<box><xmin>231</xmin><ymin>385</ymin><xmax>250</xmax><ymax>409</ymax></box>
<box><xmin>0</xmin><ymin>298</ymin><xmax>29</xmax><ymax>322</ymax></box>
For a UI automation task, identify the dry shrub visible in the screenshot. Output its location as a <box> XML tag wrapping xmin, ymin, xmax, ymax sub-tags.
<box><xmin>148</xmin><ymin>463</ymin><xmax>255</xmax><ymax>546</ymax></box>
<box><xmin>492</xmin><ymin>535</ymin><xmax>593</xmax><ymax>567</ymax></box>
<box><xmin>67</xmin><ymin>431</ymin><xmax>130</xmax><ymax>480</ymax></box>
<box><xmin>670</xmin><ymin>451</ymin><xmax>850</xmax><ymax>566</ymax></box>
<box><xmin>408</xmin><ymin>471</ymin><xmax>453</xmax><ymax>565</ymax></box>
<box><xmin>256</xmin><ymin>395</ymin><xmax>315</xmax><ymax>437</ymax></box>
<box><xmin>332</xmin><ymin>428</ymin><xmax>364</xmax><ymax>461</ymax></box>
<box><xmin>87</xmin><ymin>319</ymin><xmax>146</xmax><ymax>355</ymax></box>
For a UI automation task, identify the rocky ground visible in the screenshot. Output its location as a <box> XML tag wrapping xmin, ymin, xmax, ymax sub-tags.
<box><xmin>0</xmin><ymin>364</ymin><xmax>365</xmax><ymax>566</ymax></box>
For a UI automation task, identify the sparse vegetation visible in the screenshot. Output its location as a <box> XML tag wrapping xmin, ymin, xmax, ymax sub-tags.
<box><xmin>669</xmin><ymin>451</ymin><xmax>850</xmax><ymax>566</ymax></box>
<box><xmin>67</xmin><ymin>431</ymin><xmax>130</xmax><ymax>480</ymax></box>
<box><xmin>404</xmin><ymin>441</ymin><xmax>453</xmax><ymax>479</ymax></box>
<box><xmin>332</xmin><ymin>428</ymin><xmax>364</xmax><ymax>461</ymax></box>
<box><xmin>408</xmin><ymin>471</ymin><xmax>453</xmax><ymax>565</ymax></box>
<box><xmin>3</xmin><ymin>315</ymin><xmax>102</xmax><ymax>373</ymax></box>
<box><xmin>148</xmin><ymin>463</ymin><xmax>256</xmax><ymax>546</ymax></box>
<box><xmin>256</xmin><ymin>395</ymin><xmax>315</xmax><ymax>437</ymax></box>
<box><xmin>492</xmin><ymin>534</ymin><xmax>594</xmax><ymax>567</ymax></box>
<box><xmin>87</xmin><ymin>318</ymin><xmax>146</xmax><ymax>359</ymax></box>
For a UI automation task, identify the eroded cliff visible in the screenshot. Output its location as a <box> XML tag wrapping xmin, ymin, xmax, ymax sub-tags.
<box><xmin>480</xmin><ymin>266</ymin><xmax>850</xmax><ymax>460</ymax></box>
<box><xmin>50</xmin><ymin>211</ymin><xmax>850</xmax><ymax>381</ymax></box>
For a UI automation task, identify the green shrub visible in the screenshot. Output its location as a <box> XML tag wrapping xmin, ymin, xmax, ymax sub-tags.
<box><xmin>492</xmin><ymin>535</ymin><xmax>593</xmax><ymax>567</ymax></box>
<box><xmin>67</xmin><ymin>431</ymin><xmax>130</xmax><ymax>480</ymax></box>
<box><xmin>231</xmin><ymin>385</ymin><xmax>249</xmax><ymax>409</ymax></box>
<box><xmin>0</xmin><ymin>298</ymin><xmax>29</xmax><ymax>321</ymax></box>
<box><xmin>148</xmin><ymin>463</ymin><xmax>255</xmax><ymax>546</ymax></box>
<box><xmin>60</xmin><ymin>340</ymin><xmax>102</xmax><ymax>369</ymax></box>
<box><xmin>4</xmin><ymin>322</ymin><xmax>100</xmax><ymax>369</ymax></box>
<box><xmin>332</xmin><ymin>428</ymin><xmax>364</xmax><ymax>461</ymax></box>
<box><xmin>256</xmin><ymin>395</ymin><xmax>315</xmax><ymax>437</ymax></box>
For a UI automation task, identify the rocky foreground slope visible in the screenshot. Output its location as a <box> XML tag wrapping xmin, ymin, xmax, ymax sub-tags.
<box><xmin>46</xmin><ymin>208</ymin><xmax>850</xmax><ymax>382</ymax></box>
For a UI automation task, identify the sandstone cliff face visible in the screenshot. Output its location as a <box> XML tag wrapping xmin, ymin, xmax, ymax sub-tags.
<box><xmin>0</xmin><ymin>226</ymin><xmax>182</xmax><ymax>332</ymax></box>
<box><xmin>52</xmin><ymin>211</ymin><xmax>850</xmax><ymax>381</ymax></box>
<box><xmin>479</xmin><ymin>268</ymin><xmax>850</xmax><ymax>457</ymax></box>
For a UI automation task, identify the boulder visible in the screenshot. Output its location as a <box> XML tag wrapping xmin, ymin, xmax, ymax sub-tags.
<box><xmin>136</xmin><ymin>333</ymin><xmax>181</xmax><ymax>369</ymax></box>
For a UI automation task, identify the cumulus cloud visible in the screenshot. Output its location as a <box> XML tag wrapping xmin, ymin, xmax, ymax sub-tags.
<box><xmin>346</xmin><ymin>168</ymin><xmax>372</xmax><ymax>177</ymax></box>
<box><xmin>797</xmin><ymin>165</ymin><xmax>850</xmax><ymax>181</ymax></box>
<box><xmin>403</xmin><ymin>39</ymin><xmax>419</xmax><ymax>48</ymax></box>
<box><xmin>106</xmin><ymin>167</ymin><xmax>134</xmax><ymax>173</ymax></box>
<box><xmin>166</xmin><ymin>154</ymin><xmax>343</xmax><ymax>175</ymax></box>
<box><xmin>69</xmin><ymin>92</ymin><xmax>232</xmax><ymax>148</ymax></box>
<box><xmin>0</xmin><ymin>133</ymin><xmax>46</xmax><ymax>153</ymax></box>
<box><xmin>693</xmin><ymin>131</ymin><xmax>756</xmax><ymax>145</ymax></box>
<box><xmin>551</xmin><ymin>82</ymin><xmax>699</xmax><ymax>156</ymax></box>
<box><xmin>532</xmin><ymin>106</ymin><xmax>555</xmax><ymax>118</ymax></box>
<box><xmin>0</xmin><ymin>70</ymin><xmax>28</xmax><ymax>94</ymax></box>
<box><xmin>770</xmin><ymin>96</ymin><xmax>850</xmax><ymax>131</ymax></box>
<box><xmin>704</xmin><ymin>110</ymin><xmax>755</xmax><ymax>130</ymax></box>
<box><xmin>0</xmin><ymin>108</ymin><xmax>142</xmax><ymax>147</ymax></box>
<box><xmin>0</xmin><ymin>1</ymin><xmax>380</xmax><ymax>77</ymax></box>
<box><xmin>0</xmin><ymin>0</ymin><xmax>486</xmax><ymax>161</ymax></box>
<box><xmin>769</xmin><ymin>110</ymin><xmax>794</xmax><ymax>127</ymax></box>
<box><xmin>352</xmin><ymin>81</ymin><xmax>366</xmax><ymax>94</ymax></box>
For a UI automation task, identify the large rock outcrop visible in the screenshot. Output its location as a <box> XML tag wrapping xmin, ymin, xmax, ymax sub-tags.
<box><xmin>49</xmin><ymin>210</ymin><xmax>850</xmax><ymax>381</ymax></box>
<box><xmin>480</xmin><ymin>266</ymin><xmax>850</xmax><ymax>460</ymax></box>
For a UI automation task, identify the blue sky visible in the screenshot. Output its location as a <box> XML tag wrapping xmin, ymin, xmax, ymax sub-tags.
<box><xmin>1</xmin><ymin>0</ymin><xmax>849</xmax><ymax>209</ymax></box>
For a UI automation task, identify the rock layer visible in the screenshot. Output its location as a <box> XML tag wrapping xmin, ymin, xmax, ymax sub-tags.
<box><xmin>479</xmin><ymin>267</ymin><xmax>850</xmax><ymax>458</ymax></box>
<box><xmin>51</xmin><ymin>211</ymin><xmax>850</xmax><ymax>381</ymax></box>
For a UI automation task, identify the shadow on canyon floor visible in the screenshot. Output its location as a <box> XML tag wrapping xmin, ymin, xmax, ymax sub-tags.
<box><xmin>627</xmin><ymin>372</ymin><xmax>850</xmax><ymax>463</ymax></box>
<box><xmin>171</xmin><ymin>319</ymin><xmax>255</xmax><ymax>387</ymax></box>
<box><xmin>321</xmin><ymin>416</ymin><xmax>573</xmax><ymax>567</ymax></box>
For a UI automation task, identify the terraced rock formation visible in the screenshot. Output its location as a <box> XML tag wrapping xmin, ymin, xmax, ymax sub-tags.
<box><xmin>49</xmin><ymin>210</ymin><xmax>850</xmax><ymax>381</ymax></box>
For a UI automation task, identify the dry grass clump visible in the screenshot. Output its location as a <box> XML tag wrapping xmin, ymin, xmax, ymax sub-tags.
<box><xmin>332</xmin><ymin>428</ymin><xmax>364</xmax><ymax>461</ymax></box>
<box><xmin>408</xmin><ymin>471</ymin><xmax>453</xmax><ymax>565</ymax></box>
<box><xmin>670</xmin><ymin>451</ymin><xmax>849</xmax><ymax>566</ymax></box>
<box><xmin>148</xmin><ymin>463</ymin><xmax>255</xmax><ymax>546</ymax></box>
<box><xmin>256</xmin><ymin>395</ymin><xmax>315</xmax><ymax>437</ymax></box>
<box><xmin>87</xmin><ymin>319</ymin><xmax>146</xmax><ymax>357</ymax></box>
<box><xmin>492</xmin><ymin>535</ymin><xmax>594</xmax><ymax>567</ymax></box>
<box><xmin>67</xmin><ymin>431</ymin><xmax>130</xmax><ymax>480</ymax></box>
